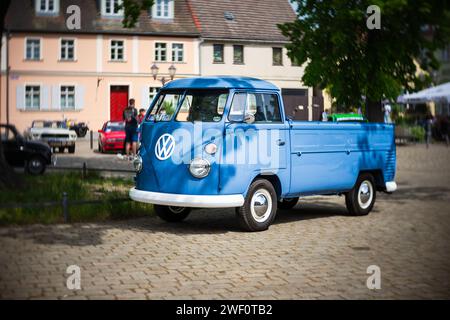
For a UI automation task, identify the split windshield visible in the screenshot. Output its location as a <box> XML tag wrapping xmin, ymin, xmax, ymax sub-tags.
<box><xmin>147</xmin><ymin>89</ymin><xmax>229</xmax><ymax>122</ymax></box>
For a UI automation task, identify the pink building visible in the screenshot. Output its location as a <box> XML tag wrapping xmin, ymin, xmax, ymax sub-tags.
<box><xmin>1</xmin><ymin>0</ymin><xmax>200</xmax><ymax>132</ymax></box>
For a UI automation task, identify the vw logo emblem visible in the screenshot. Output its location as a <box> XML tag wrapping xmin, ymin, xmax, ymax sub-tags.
<box><xmin>155</xmin><ymin>134</ymin><xmax>175</xmax><ymax>160</ymax></box>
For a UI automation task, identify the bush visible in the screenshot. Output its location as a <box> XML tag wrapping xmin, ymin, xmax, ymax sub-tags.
<box><xmin>411</xmin><ymin>125</ymin><xmax>425</xmax><ymax>142</ymax></box>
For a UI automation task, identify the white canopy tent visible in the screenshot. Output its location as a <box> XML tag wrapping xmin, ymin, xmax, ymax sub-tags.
<box><xmin>397</xmin><ymin>82</ymin><xmax>450</xmax><ymax>104</ymax></box>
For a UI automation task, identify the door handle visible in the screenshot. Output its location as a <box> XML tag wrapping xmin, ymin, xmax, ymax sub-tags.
<box><xmin>276</xmin><ymin>139</ymin><xmax>285</xmax><ymax>146</ymax></box>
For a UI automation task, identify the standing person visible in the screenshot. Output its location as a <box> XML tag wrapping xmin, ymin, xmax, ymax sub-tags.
<box><xmin>441</xmin><ymin>116</ymin><xmax>449</xmax><ymax>147</ymax></box>
<box><xmin>384</xmin><ymin>104</ymin><xmax>392</xmax><ymax>123</ymax></box>
<box><xmin>137</xmin><ymin>108</ymin><xmax>146</xmax><ymax>124</ymax></box>
<box><xmin>322</xmin><ymin>108</ymin><xmax>329</xmax><ymax>121</ymax></box>
<box><xmin>122</xmin><ymin>99</ymin><xmax>138</xmax><ymax>159</ymax></box>
<box><xmin>425</xmin><ymin>113</ymin><xmax>434</xmax><ymax>149</ymax></box>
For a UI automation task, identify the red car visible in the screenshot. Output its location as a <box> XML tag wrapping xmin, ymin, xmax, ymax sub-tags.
<box><xmin>98</xmin><ymin>121</ymin><xmax>125</xmax><ymax>153</ymax></box>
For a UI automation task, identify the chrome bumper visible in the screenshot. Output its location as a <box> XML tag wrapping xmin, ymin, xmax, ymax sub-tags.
<box><xmin>385</xmin><ymin>181</ymin><xmax>397</xmax><ymax>192</ymax></box>
<box><xmin>129</xmin><ymin>187</ymin><xmax>245</xmax><ymax>208</ymax></box>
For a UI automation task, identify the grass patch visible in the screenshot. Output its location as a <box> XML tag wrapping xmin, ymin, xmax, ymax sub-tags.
<box><xmin>0</xmin><ymin>172</ymin><xmax>153</xmax><ymax>226</ymax></box>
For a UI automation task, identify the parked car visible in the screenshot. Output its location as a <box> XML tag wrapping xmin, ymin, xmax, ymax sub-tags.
<box><xmin>66</xmin><ymin>119</ymin><xmax>89</xmax><ymax>138</ymax></box>
<box><xmin>1</xmin><ymin>124</ymin><xmax>53</xmax><ymax>175</ymax></box>
<box><xmin>98</xmin><ymin>121</ymin><xmax>125</xmax><ymax>153</ymax></box>
<box><xmin>129</xmin><ymin>76</ymin><xmax>397</xmax><ymax>232</ymax></box>
<box><xmin>25</xmin><ymin>120</ymin><xmax>77</xmax><ymax>153</ymax></box>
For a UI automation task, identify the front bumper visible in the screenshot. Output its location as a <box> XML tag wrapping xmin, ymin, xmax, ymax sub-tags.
<box><xmin>129</xmin><ymin>187</ymin><xmax>245</xmax><ymax>208</ymax></box>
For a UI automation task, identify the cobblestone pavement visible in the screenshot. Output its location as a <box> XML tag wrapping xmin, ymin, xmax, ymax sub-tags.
<box><xmin>1</xmin><ymin>144</ymin><xmax>449</xmax><ymax>299</ymax></box>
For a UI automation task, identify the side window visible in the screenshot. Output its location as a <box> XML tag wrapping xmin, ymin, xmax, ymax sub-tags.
<box><xmin>228</xmin><ymin>93</ymin><xmax>246</xmax><ymax>122</ymax></box>
<box><xmin>0</xmin><ymin>127</ymin><xmax>15</xmax><ymax>142</ymax></box>
<box><xmin>251</xmin><ymin>93</ymin><xmax>281</xmax><ymax>123</ymax></box>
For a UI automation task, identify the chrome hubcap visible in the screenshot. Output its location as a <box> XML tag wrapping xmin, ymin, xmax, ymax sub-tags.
<box><xmin>29</xmin><ymin>159</ymin><xmax>43</xmax><ymax>172</ymax></box>
<box><xmin>250</xmin><ymin>189</ymin><xmax>272</xmax><ymax>223</ymax></box>
<box><xmin>358</xmin><ymin>180</ymin><xmax>373</xmax><ymax>209</ymax></box>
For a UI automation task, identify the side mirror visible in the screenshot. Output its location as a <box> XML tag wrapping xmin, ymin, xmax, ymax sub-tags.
<box><xmin>244</xmin><ymin>113</ymin><xmax>255</xmax><ymax>124</ymax></box>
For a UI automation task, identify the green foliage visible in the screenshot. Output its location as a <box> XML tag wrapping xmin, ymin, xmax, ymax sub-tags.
<box><xmin>0</xmin><ymin>173</ymin><xmax>153</xmax><ymax>225</ymax></box>
<box><xmin>118</xmin><ymin>0</ymin><xmax>154</xmax><ymax>28</ymax></box>
<box><xmin>410</xmin><ymin>125</ymin><xmax>426</xmax><ymax>142</ymax></box>
<box><xmin>279</xmin><ymin>1</ymin><xmax>450</xmax><ymax>109</ymax></box>
<box><xmin>162</xmin><ymin>100</ymin><xmax>175</xmax><ymax>115</ymax></box>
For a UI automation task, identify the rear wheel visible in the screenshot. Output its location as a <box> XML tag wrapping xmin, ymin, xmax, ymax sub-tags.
<box><xmin>26</xmin><ymin>155</ymin><xmax>46</xmax><ymax>175</ymax></box>
<box><xmin>345</xmin><ymin>173</ymin><xmax>376</xmax><ymax>216</ymax></box>
<box><xmin>154</xmin><ymin>205</ymin><xmax>191</xmax><ymax>222</ymax></box>
<box><xmin>236</xmin><ymin>179</ymin><xmax>277</xmax><ymax>232</ymax></box>
<box><xmin>278</xmin><ymin>197</ymin><xmax>299</xmax><ymax>210</ymax></box>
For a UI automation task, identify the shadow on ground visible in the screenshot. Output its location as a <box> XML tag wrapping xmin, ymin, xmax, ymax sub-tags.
<box><xmin>1</xmin><ymin>184</ymin><xmax>448</xmax><ymax>247</ymax></box>
<box><xmin>0</xmin><ymin>200</ymin><xmax>348</xmax><ymax>247</ymax></box>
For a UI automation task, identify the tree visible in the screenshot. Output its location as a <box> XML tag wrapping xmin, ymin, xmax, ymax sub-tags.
<box><xmin>279</xmin><ymin>0</ymin><xmax>450</xmax><ymax>121</ymax></box>
<box><xmin>118</xmin><ymin>0</ymin><xmax>154</xmax><ymax>28</ymax></box>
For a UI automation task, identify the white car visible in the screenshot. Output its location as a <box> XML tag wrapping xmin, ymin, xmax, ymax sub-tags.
<box><xmin>25</xmin><ymin>120</ymin><xmax>77</xmax><ymax>153</ymax></box>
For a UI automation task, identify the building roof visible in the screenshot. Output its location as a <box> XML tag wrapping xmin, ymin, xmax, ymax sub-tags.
<box><xmin>189</xmin><ymin>0</ymin><xmax>297</xmax><ymax>43</ymax></box>
<box><xmin>163</xmin><ymin>76</ymin><xmax>279</xmax><ymax>90</ymax></box>
<box><xmin>5</xmin><ymin>0</ymin><xmax>200</xmax><ymax>36</ymax></box>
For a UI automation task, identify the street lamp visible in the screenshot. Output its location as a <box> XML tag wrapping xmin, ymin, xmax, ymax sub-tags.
<box><xmin>168</xmin><ymin>64</ymin><xmax>177</xmax><ymax>80</ymax></box>
<box><xmin>151</xmin><ymin>63</ymin><xmax>177</xmax><ymax>85</ymax></box>
<box><xmin>151</xmin><ymin>63</ymin><xmax>159</xmax><ymax>80</ymax></box>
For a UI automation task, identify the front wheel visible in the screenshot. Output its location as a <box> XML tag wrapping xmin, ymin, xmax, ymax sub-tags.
<box><xmin>26</xmin><ymin>155</ymin><xmax>46</xmax><ymax>175</ymax></box>
<box><xmin>236</xmin><ymin>179</ymin><xmax>278</xmax><ymax>232</ymax></box>
<box><xmin>68</xmin><ymin>145</ymin><xmax>76</xmax><ymax>154</ymax></box>
<box><xmin>154</xmin><ymin>205</ymin><xmax>191</xmax><ymax>222</ymax></box>
<box><xmin>345</xmin><ymin>173</ymin><xmax>376</xmax><ymax>216</ymax></box>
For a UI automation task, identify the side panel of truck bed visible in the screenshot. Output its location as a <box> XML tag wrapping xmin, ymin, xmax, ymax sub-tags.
<box><xmin>288</xmin><ymin>121</ymin><xmax>395</xmax><ymax>195</ymax></box>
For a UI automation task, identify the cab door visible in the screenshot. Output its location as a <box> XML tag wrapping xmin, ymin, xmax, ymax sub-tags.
<box><xmin>1</xmin><ymin>126</ymin><xmax>23</xmax><ymax>166</ymax></box>
<box><xmin>221</xmin><ymin>91</ymin><xmax>290</xmax><ymax>195</ymax></box>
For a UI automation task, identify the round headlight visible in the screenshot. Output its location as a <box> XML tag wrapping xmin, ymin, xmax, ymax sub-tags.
<box><xmin>133</xmin><ymin>155</ymin><xmax>143</xmax><ymax>173</ymax></box>
<box><xmin>189</xmin><ymin>158</ymin><xmax>210</xmax><ymax>178</ymax></box>
<box><xmin>204</xmin><ymin>143</ymin><xmax>217</xmax><ymax>155</ymax></box>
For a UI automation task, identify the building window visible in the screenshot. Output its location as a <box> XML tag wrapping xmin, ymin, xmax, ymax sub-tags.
<box><xmin>152</xmin><ymin>0</ymin><xmax>174</xmax><ymax>19</ymax></box>
<box><xmin>233</xmin><ymin>45</ymin><xmax>244</xmax><ymax>64</ymax></box>
<box><xmin>213</xmin><ymin>44</ymin><xmax>224</xmax><ymax>63</ymax></box>
<box><xmin>60</xmin><ymin>39</ymin><xmax>75</xmax><ymax>60</ymax></box>
<box><xmin>290</xmin><ymin>56</ymin><xmax>300</xmax><ymax>67</ymax></box>
<box><xmin>102</xmin><ymin>0</ymin><xmax>124</xmax><ymax>16</ymax></box>
<box><xmin>25</xmin><ymin>86</ymin><xmax>40</xmax><ymax>110</ymax></box>
<box><xmin>155</xmin><ymin>43</ymin><xmax>167</xmax><ymax>62</ymax></box>
<box><xmin>172</xmin><ymin>43</ymin><xmax>184</xmax><ymax>62</ymax></box>
<box><xmin>25</xmin><ymin>39</ymin><xmax>41</xmax><ymax>60</ymax></box>
<box><xmin>36</xmin><ymin>0</ymin><xmax>59</xmax><ymax>14</ymax></box>
<box><xmin>272</xmin><ymin>47</ymin><xmax>283</xmax><ymax>66</ymax></box>
<box><xmin>149</xmin><ymin>87</ymin><xmax>160</xmax><ymax>104</ymax></box>
<box><xmin>60</xmin><ymin>86</ymin><xmax>75</xmax><ymax>109</ymax></box>
<box><xmin>110</xmin><ymin>40</ymin><xmax>124</xmax><ymax>61</ymax></box>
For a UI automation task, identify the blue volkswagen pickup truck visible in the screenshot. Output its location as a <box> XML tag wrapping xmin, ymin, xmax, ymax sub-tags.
<box><xmin>130</xmin><ymin>77</ymin><xmax>396</xmax><ymax>232</ymax></box>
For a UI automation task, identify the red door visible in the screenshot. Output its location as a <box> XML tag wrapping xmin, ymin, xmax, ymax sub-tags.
<box><xmin>110</xmin><ymin>86</ymin><xmax>129</xmax><ymax>121</ymax></box>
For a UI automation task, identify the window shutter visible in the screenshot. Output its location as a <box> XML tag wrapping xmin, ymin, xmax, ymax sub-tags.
<box><xmin>75</xmin><ymin>85</ymin><xmax>85</xmax><ymax>110</ymax></box>
<box><xmin>41</xmin><ymin>85</ymin><xmax>50</xmax><ymax>110</ymax></box>
<box><xmin>141</xmin><ymin>86</ymin><xmax>150</xmax><ymax>109</ymax></box>
<box><xmin>52</xmin><ymin>85</ymin><xmax>60</xmax><ymax>109</ymax></box>
<box><xmin>16</xmin><ymin>85</ymin><xmax>25</xmax><ymax>110</ymax></box>
<box><xmin>54</xmin><ymin>0</ymin><xmax>60</xmax><ymax>13</ymax></box>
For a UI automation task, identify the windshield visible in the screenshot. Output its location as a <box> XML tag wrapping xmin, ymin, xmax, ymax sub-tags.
<box><xmin>33</xmin><ymin>121</ymin><xmax>67</xmax><ymax>128</ymax></box>
<box><xmin>147</xmin><ymin>89</ymin><xmax>229</xmax><ymax>122</ymax></box>
<box><xmin>106</xmin><ymin>122</ymin><xmax>125</xmax><ymax>132</ymax></box>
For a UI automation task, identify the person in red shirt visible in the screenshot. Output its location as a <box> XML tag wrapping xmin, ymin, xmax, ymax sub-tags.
<box><xmin>137</xmin><ymin>108</ymin><xmax>146</xmax><ymax>124</ymax></box>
